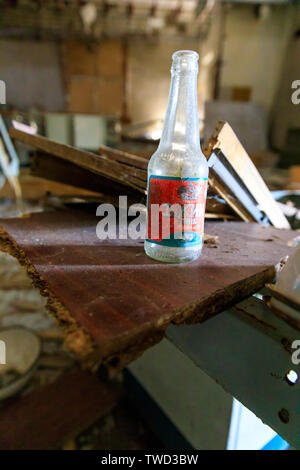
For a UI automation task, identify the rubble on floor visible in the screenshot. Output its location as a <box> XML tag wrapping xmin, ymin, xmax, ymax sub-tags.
<box><xmin>0</xmin><ymin>250</ymin><xmax>76</xmax><ymax>391</ymax></box>
<box><xmin>0</xmin><ymin>251</ymin><xmax>162</xmax><ymax>450</ymax></box>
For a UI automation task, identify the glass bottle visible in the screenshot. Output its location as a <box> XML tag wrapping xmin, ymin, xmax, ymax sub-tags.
<box><xmin>145</xmin><ymin>50</ymin><xmax>208</xmax><ymax>263</ymax></box>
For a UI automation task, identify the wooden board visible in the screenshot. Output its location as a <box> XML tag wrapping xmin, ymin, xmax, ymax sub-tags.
<box><xmin>30</xmin><ymin>152</ymin><xmax>234</xmax><ymax>216</ymax></box>
<box><xmin>31</xmin><ymin>151</ymin><xmax>142</xmax><ymax>202</ymax></box>
<box><xmin>0</xmin><ymin>207</ymin><xmax>296</xmax><ymax>370</ymax></box>
<box><xmin>97</xmin><ymin>144</ymin><xmax>148</xmax><ymax>170</ymax></box>
<box><xmin>9</xmin><ymin>128</ymin><xmax>147</xmax><ymax>194</ymax></box>
<box><xmin>0</xmin><ymin>370</ymin><xmax>121</xmax><ymax>450</ymax></box>
<box><xmin>203</xmin><ymin>121</ymin><xmax>290</xmax><ymax>229</ymax></box>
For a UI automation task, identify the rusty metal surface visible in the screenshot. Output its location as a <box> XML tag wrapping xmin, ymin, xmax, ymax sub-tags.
<box><xmin>0</xmin><ymin>207</ymin><xmax>297</xmax><ymax>365</ymax></box>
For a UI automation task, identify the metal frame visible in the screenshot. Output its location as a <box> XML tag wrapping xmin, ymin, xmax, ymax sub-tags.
<box><xmin>166</xmin><ymin>296</ymin><xmax>300</xmax><ymax>448</ymax></box>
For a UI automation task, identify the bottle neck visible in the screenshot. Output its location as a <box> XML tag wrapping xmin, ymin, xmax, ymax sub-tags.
<box><xmin>158</xmin><ymin>59</ymin><xmax>200</xmax><ymax>154</ymax></box>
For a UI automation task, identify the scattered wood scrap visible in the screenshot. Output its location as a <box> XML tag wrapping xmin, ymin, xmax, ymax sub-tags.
<box><xmin>265</xmin><ymin>283</ymin><xmax>300</xmax><ymax>331</ymax></box>
<box><xmin>9</xmin><ymin>127</ymin><xmax>147</xmax><ymax>194</ymax></box>
<box><xmin>203</xmin><ymin>121</ymin><xmax>290</xmax><ymax>229</ymax></box>
<box><xmin>31</xmin><ymin>153</ymin><xmax>235</xmax><ymax>216</ymax></box>
<box><xmin>11</xmin><ymin>130</ymin><xmax>236</xmax><ymax>217</ymax></box>
<box><xmin>10</xmin><ymin>123</ymin><xmax>289</xmax><ymax>228</ymax></box>
<box><xmin>0</xmin><ymin>208</ymin><xmax>296</xmax><ymax>371</ymax></box>
<box><xmin>98</xmin><ymin>144</ymin><xmax>148</xmax><ymax>170</ymax></box>
<box><xmin>0</xmin><ymin>370</ymin><xmax>122</xmax><ymax>450</ymax></box>
<box><xmin>31</xmin><ymin>151</ymin><xmax>142</xmax><ymax>201</ymax></box>
<box><xmin>203</xmin><ymin>233</ymin><xmax>219</xmax><ymax>245</ymax></box>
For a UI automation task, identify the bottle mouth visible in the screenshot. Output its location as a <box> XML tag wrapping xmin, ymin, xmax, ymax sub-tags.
<box><xmin>172</xmin><ymin>50</ymin><xmax>199</xmax><ymax>61</ymax></box>
<box><xmin>171</xmin><ymin>50</ymin><xmax>199</xmax><ymax>73</ymax></box>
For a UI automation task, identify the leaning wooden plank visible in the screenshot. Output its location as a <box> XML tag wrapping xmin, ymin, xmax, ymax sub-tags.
<box><xmin>203</xmin><ymin>121</ymin><xmax>290</xmax><ymax>229</ymax></box>
<box><xmin>0</xmin><ymin>209</ymin><xmax>296</xmax><ymax>371</ymax></box>
<box><xmin>9</xmin><ymin>127</ymin><xmax>146</xmax><ymax>193</ymax></box>
<box><xmin>207</xmin><ymin>168</ymin><xmax>256</xmax><ymax>223</ymax></box>
<box><xmin>31</xmin><ymin>151</ymin><xmax>142</xmax><ymax>201</ymax></box>
<box><xmin>98</xmin><ymin>144</ymin><xmax>148</xmax><ymax>170</ymax></box>
<box><xmin>265</xmin><ymin>283</ymin><xmax>300</xmax><ymax>331</ymax></box>
<box><xmin>31</xmin><ymin>153</ymin><xmax>234</xmax><ymax>214</ymax></box>
<box><xmin>0</xmin><ymin>370</ymin><xmax>122</xmax><ymax>450</ymax></box>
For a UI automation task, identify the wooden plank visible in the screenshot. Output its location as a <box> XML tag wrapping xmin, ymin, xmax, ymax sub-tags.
<box><xmin>98</xmin><ymin>144</ymin><xmax>148</xmax><ymax>170</ymax></box>
<box><xmin>266</xmin><ymin>283</ymin><xmax>300</xmax><ymax>314</ymax></box>
<box><xmin>265</xmin><ymin>283</ymin><xmax>300</xmax><ymax>331</ymax></box>
<box><xmin>9</xmin><ymin>128</ymin><xmax>146</xmax><ymax>193</ymax></box>
<box><xmin>31</xmin><ymin>152</ymin><xmax>142</xmax><ymax>201</ymax></box>
<box><xmin>203</xmin><ymin>121</ymin><xmax>290</xmax><ymax>229</ymax></box>
<box><xmin>0</xmin><ymin>370</ymin><xmax>121</xmax><ymax>450</ymax></box>
<box><xmin>30</xmin><ymin>153</ymin><xmax>233</xmax><ymax>215</ymax></box>
<box><xmin>205</xmin><ymin>167</ymin><xmax>256</xmax><ymax>223</ymax></box>
<box><xmin>0</xmin><ymin>208</ymin><xmax>296</xmax><ymax>370</ymax></box>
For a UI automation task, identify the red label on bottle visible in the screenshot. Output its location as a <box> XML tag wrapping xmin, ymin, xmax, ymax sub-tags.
<box><xmin>146</xmin><ymin>176</ymin><xmax>208</xmax><ymax>248</ymax></box>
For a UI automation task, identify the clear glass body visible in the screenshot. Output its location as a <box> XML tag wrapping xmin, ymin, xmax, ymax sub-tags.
<box><xmin>145</xmin><ymin>50</ymin><xmax>208</xmax><ymax>263</ymax></box>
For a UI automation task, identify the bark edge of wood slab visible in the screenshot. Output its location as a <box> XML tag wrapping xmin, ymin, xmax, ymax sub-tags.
<box><xmin>0</xmin><ymin>222</ymin><xmax>95</xmax><ymax>363</ymax></box>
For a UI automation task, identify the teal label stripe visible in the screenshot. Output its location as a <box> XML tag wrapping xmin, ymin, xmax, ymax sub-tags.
<box><xmin>148</xmin><ymin>175</ymin><xmax>208</xmax><ymax>182</ymax></box>
<box><xmin>147</xmin><ymin>234</ymin><xmax>202</xmax><ymax>248</ymax></box>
